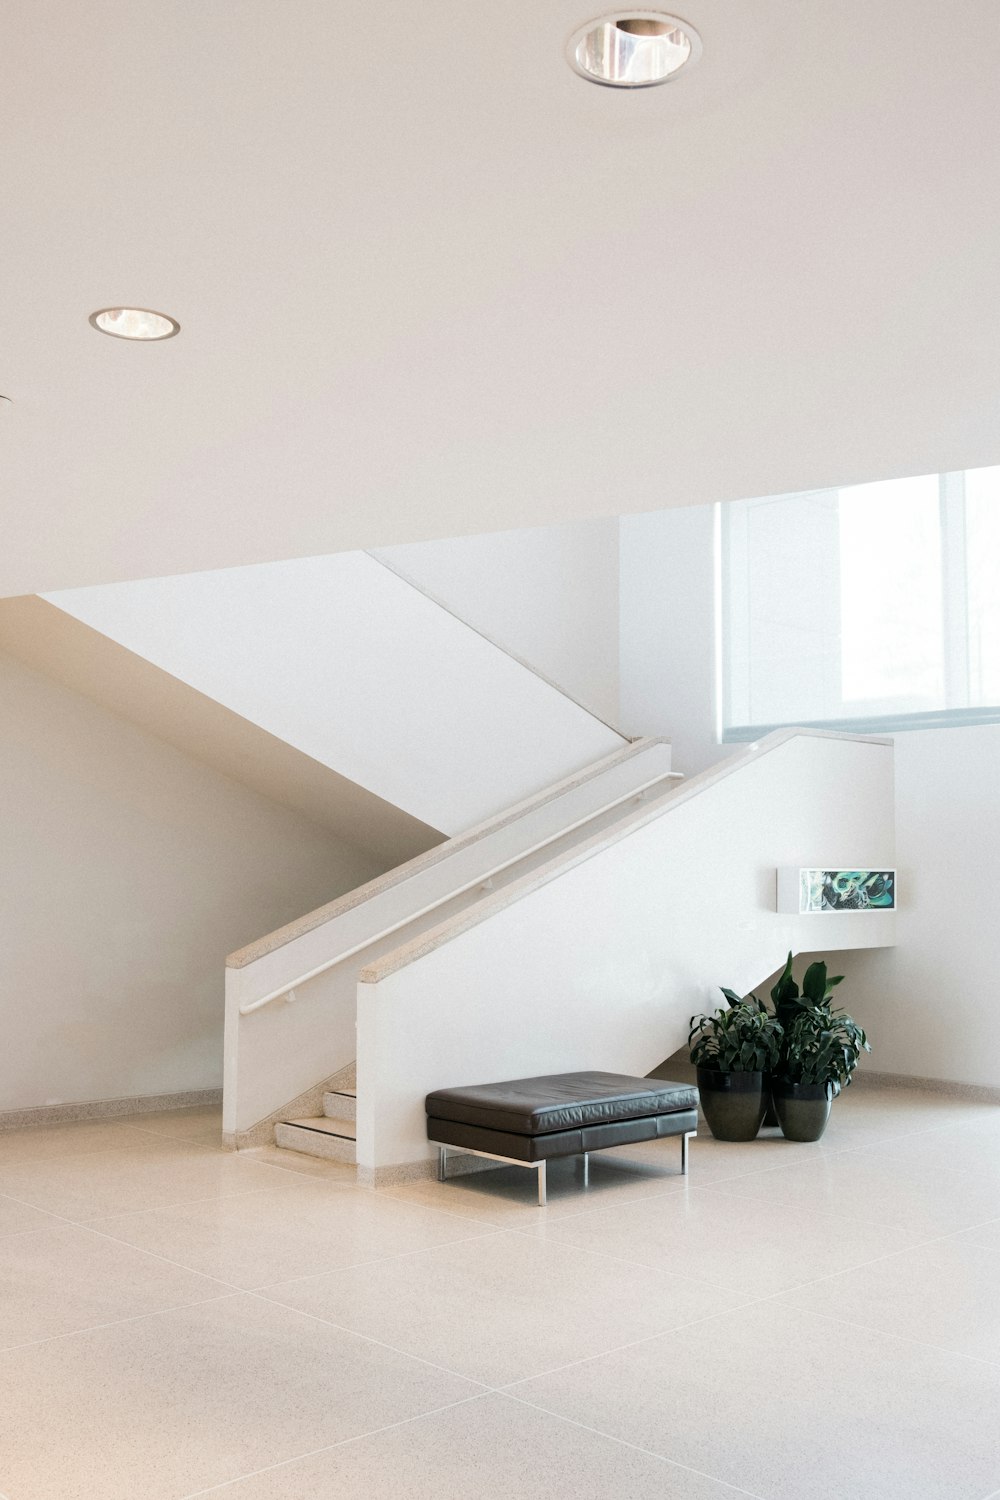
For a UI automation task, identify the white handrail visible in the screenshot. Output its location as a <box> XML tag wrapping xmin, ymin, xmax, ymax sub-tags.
<box><xmin>238</xmin><ymin>768</ymin><xmax>683</xmax><ymax>1015</ymax></box>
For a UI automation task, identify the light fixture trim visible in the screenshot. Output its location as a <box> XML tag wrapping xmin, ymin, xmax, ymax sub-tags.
<box><xmin>568</xmin><ymin>11</ymin><xmax>702</xmax><ymax>88</ymax></box>
<box><xmin>89</xmin><ymin>307</ymin><xmax>181</xmax><ymax>341</ymax></box>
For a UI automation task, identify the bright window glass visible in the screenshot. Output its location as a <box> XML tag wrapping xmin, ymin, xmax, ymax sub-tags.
<box><xmin>721</xmin><ymin>465</ymin><xmax>1000</xmax><ymax>737</ymax></box>
<box><xmin>965</xmin><ymin>466</ymin><xmax>1000</xmax><ymax>706</ymax></box>
<box><xmin>837</xmin><ymin>475</ymin><xmax>943</xmax><ymax>712</ymax></box>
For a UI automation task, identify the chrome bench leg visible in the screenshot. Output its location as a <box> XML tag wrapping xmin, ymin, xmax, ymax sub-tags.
<box><xmin>580</xmin><ymin>1152</ymin><xmax>590</xmax><ymax>1187</ymax></box>
<box><xmin>537</xmin><ymin>1160</ymin><xmax>547</xmax><ymax>1207</ymax></box>
<box><xmin>681</xmin><ymin>1130</ymin><xmax>696</xmax><ymax>1175</ymax></box>
<box><xmin>438</xmin><ymin>1145</ymin><xmax>447</xmax><ymax>1183</ymax></box>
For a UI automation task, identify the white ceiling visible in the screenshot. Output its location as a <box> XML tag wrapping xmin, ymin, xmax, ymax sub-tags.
<box><xmin>2</xmin><ymin>1</ymin><xmax>998</xmax><ymax>597</ymax></box>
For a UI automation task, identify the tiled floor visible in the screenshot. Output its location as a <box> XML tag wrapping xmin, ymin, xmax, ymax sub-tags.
<box><xmin>1</xmin><ymin>1090</ymin><xmax>1000</xmax><ymax>1499</ymax></box>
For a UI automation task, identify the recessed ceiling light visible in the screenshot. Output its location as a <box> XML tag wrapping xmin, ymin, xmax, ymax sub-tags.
<box><xmin>89</xmin><ymin>307</ymin><xmax>180</xmax><ymax>341</ymax></box>
<box><xmin>569</xmin><ymin>12</ymin><xmax>701</xmax><ymax>87</ymax></box>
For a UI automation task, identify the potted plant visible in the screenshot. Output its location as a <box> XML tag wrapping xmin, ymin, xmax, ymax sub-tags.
<box><xmin>688</xmin><ymin>997</ymin><xmax>783</xmax><ymax>1141</ymax></box>
<box><xmin>769</xmin><ymin>950</ymin><xmax>846</xmax><ymax>1027</ymax></box>
<box><xmin>771</xmin><ymin>1001</ymin><xmax>871</xmax><ymax>1141</ymax></box>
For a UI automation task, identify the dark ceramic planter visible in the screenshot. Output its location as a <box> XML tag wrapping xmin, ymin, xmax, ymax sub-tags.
<box><xmin>696</xmin><ymin>1067</ymin><xmax>767</xmax><ymax>1142</ymax></box>
<box><xmin>771</xmin><ymin>1079</ymin><xmax>833</xmax><ymax>1142</ymax></box>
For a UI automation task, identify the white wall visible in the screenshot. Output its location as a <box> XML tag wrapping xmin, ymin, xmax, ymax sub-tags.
<box><xmin>356</xmin><ymin>732</ymin><xmax>895</xmax><ymax>1176</ymax></box>
<box><xmin>374</xmin><ymin>517</ymin><xmax>621</xmax><ymax>727</ymax></box>
<box><xmin>619</xmin><ymin>504</ymin><xmax>727</xmax><ymax>777</ymax></box>
<box><xmin>0</xmin><ymin>653</ymin><xmax>382</xmax><ymax>1112</ymax></box>
<box><xmin>836</xmin><ymin>724</ymin><xmax>1000</xmax><ymax>1091</ymax></box>
<box><xmin>47</xmin><ymin>551</ymin><xmax>624</xmax><ymax>836</ymax></box>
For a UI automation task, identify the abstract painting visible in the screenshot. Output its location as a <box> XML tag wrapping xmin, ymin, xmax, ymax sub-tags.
<box><xmin>799</xmin><ymin>869</ymin><xmax>895</xmax><ymax>914</ymax></box>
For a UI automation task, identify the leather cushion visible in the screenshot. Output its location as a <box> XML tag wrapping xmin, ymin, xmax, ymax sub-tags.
<box><xmin>425</xmin><ymin>1071</ymin><xmax>697</xmax><ymax>1136</ymax></box>
<box><xmin>427</xmin><ymin>1108</ymin><xmax>699</xmax><ymax>1162</ymax></box>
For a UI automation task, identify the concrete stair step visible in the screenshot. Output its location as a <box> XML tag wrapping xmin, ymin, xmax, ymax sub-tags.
<box><xmin>323</xmin><ymin>1089</ymin><xmax>356</xmax><ymax>1121</ymax></box>
<box><xmin>274</xmin><ymin>1116</ymin><xmax>356</xmax><ymax>1164</ymax></box>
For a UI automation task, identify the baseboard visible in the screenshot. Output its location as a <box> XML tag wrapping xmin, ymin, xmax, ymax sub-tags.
<box><xmin>853</xmin><ymin>1069</ymin><xmax>1000</xmax><ymax>1105</ymax></box>
<box><xmin>357</xmin><ymin>1151</ymin><xmax>503</xmax><ymax>1189</ymax></box>
<box><xmin>0</xmin><ymin>1088</ymin><xmax>223</xmax><ymax>1133</ymax></box>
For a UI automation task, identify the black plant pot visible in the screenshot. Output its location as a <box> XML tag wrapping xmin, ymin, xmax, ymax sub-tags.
<box><xmin>696</xmin><ymin>1067</ymin><xmax>767</xmax><ymax>1142</ymax></box>
<box><xmin>771</xmin><ymin>1079</ymin><xmax>833</xmax><ymax>1142</ymax></box>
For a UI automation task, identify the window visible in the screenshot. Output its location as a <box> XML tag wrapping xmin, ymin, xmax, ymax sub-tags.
<box><xmin>720</xmin><ymin>465</ymin><xmax>1000</xmax><ymax>739</ymax></box>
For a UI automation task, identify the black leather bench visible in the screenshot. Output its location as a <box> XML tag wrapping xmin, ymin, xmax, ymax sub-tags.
<box><xmin>426</xmin><ymin>1070</ymin><xmax>698</xmax><ymax>1205</ymax></box>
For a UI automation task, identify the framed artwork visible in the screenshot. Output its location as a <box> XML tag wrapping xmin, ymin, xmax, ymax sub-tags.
<box><xmin>777</xmin><ymin>868</ymin><xmax>896</xmax><ymax>914</ymax></box>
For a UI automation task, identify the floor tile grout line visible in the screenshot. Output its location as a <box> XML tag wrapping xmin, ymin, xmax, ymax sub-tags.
<box><xmin>0</xmin><ymin>1290</ymin><xmax>246</xmax><ymax>1360</ymax></box>
<box><xmin>252</xmin><ymin>1277</ymin><xmax>776</xmax><ymax>1395</ymax></box>
<box><xmin>743</xmin><ymin>1216</ymin><xmax>1000</xmax><ymax>1309</ymax></box>
<box><xmin>460</xmin><ymin>1114</ymin><xmax>990</xmax><ymax>1227</ymax></box>
<box><xmin>518</xmin><ymin>1185</ymin><xmax>896</xmax><ymax>1247</ymax></box>
<box><xmin>73</xmin><ymin>1177</ymin><xmax>350</xmax><ymax>1225</ymax></box>
<box><xmin>240</xmin><ymin>1228</ymin><xmax>735</xmax><ymax>1297</ymax></box>
<box><xmin>6</xmin><ymin>1183</ymin><xmax>988</xmax><ymax>1373</ymax></box>
<box><xmin>245</xmin><ymin>1288</ymin><xmax>502</xmax><ymax>1386</ymax></box>
<box><xmin>0</xmin><ymin>1168</ymin><xmax>350</xmax><ymax>1231</ymax></box>
<box><xmin>501</xmin><ymin>1221</ymin><xmax>753</xmax><ymax>1290</ymax></box>
<box><xmin>490</xmin><ymin>1249</ymin><xmax>1000</xmax><ymax>1396</ymax></box>
<box><xmin>502</xmin><ymin>1200</ymin><xmax>993</xmax><ymax>1293</ymax></box>
<box><xmin>689</xmin><ymin>1180</ymin><xmax>931</xmax><ymax>1235</ymax></box>
<box><xmin>174</xmin><ymin>1393</ymin><xmax>496</xmax><ymax>1500</ymax></box>
<box><xmin>0</xmin><ymin>1132</ymin><xmax>227</xmax><ymax>1170</ymax></box>
<box><xmin>59</xmin><ymin>1217</ymin><xmax>250</xmax><ymax>1293</ymax></box>
<box><xmin>497</xmin><ymin>1389</ymin><xmax>770</xmax><ymax>1500</ymax></box>
<box><xmin>172</xmin><ymin>1350</ymin><xmax>767</xmax><ymax>1500</ymax></box>
<box><xmin>495</xmin><ymin>1301</ymin><xmax>784</xmax><ymax>1391</ymax></box>
<box><xmin>757</xmin><ymin>1299</ymin><xmax>1000</xmax><ymax>1372</ymax></box>
<box><xmin>238</xmin><ymin>1224</ymin><xmax>514</xmax><ymax>1292</ymax></box>
<box><xmin>73</xmin><ymin>1176</ymin><xmax>359</xmax><ymax>1230</ymax></box>
<box><xmin>0</xmin><ymin>1187</ymin><xmax>275</xmax><ymax>1295</ymax></box>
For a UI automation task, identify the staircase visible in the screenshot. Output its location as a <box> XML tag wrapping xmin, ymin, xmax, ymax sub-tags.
<box><xmin>235</xmin><ymin>729</ymin><xmax>896</xmax><ymax>1182</ymax></box>
<box><xmin>16</xmin><ymin>549</ymin><xmax>896</xmax><ymax>1183</ymax></box>
<box><xmin>234</xmin><ymin>728</ymin><xmax>896</xmax><ymax>1183</ymax></box>
<box><xmin>225</xmin><ymin>734</ymin><xmax>681</xmax><ymax>1155</ymax></box>
<box><xmin>276</xmin><ymin>1066</ymin><xmax>358</xmax><ymax>1165</ymax></box>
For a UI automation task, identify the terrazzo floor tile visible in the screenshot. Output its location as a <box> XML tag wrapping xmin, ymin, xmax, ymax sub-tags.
<box><xmin>776</xmin><ymin>1235</ymin><xmax>1000</xmax><ymax>1364</ymax></box>
<box><xmin>697</xmin><ymin>1147</ymin><xmax>1000</xmax><ymax>1235</ymax></box>
<box><xmin>508</xmin><ymin>1301</ymin><xmax>1000</xmax><ymax>1500</ymax></box>
<box><xmin>243</xmin><ymin>1143</ymin><xmax>360</xmax><ymax>1181</ymax></box>
<box><xmin>603</xmin><ymin>1131</ymin><xmax>828</xmax><ymax>1185</ymax></box>
<box><xmin>0</xmin><ymin>1221</ymin><xmax>231</xmax><ymax>1348</ymax></box>
<box><xmin>0</xmin><ymin>1137</ymin><xmax>308</xmax><ymax>1221</ymax></box>
<box><xmin>0</xmin><ymin>1193</ymin><xmax>62</xmax><ymax>1240</ymax></box>
<box><xmin>952</xmin><ymin>1216</ymin><xmax>1000</xmax><ymax>1251</ymax></box>
<box><xmin>192</xmin><ymin>1391</ymin><xmax>757</xmax><ymax>1500</ymax></box>
<box><xmin>125</xmin><ymin>1105</ymin><xmax>224</xmax><ymax>1148</ymax></box>
<box><xmin>849</xmin><ymin>1115</ymin><xmax>1000</xmax><ymax>1180</ymax></box>
<box><xmin>0</xmin><ymin>1293</ymin><xmax>480</xmax><ymax>1500</ymax></box>
<box><xmin>524</xmin><ymin>1183</ymin><xmax>920</xmax><ymax>1295</ymax></box>
<box><xmin>0</xmin><ymin>1118</ymin><xmax>153</xmax><ymax>1165</ymax></box>
<box><xmin>3</xmin><ymin>1090</ymin><xmax>997</xmax><ymax>1500</ymax></box>
<box><xmin>91</xmin><ymin>1178</ymin><xmax>499</xmax><ymax>1287</ymax></box>
<box><xmin>261</xmin><ymin>1229</ymin><xmax>746</xmax><ymax>1386</ymax></box>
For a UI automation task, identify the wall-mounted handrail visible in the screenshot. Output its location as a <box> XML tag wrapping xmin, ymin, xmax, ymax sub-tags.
<box><xmin>238</xmin><ymin>768</ymin><xmax>683</xmax><ymax>1015</ymax></box>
